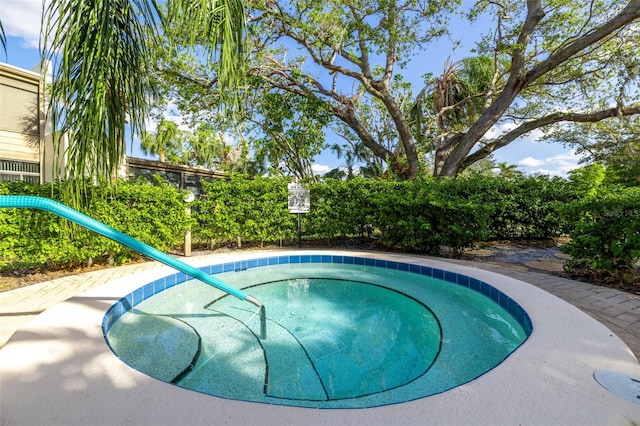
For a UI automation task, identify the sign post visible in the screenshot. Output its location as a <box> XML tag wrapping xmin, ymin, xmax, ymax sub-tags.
<box><xmin>288</xmin><ymin>183</ymin><xmax>310</xmax><ymax>248</ymax></box>
<box><xmin>183</xmin><ymin>191</ymin><xmax>195</xmax><ymax>257</ymax></box>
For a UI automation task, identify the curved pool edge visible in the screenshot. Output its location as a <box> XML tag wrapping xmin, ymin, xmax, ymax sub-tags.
<box><xmin>104</xmin><ymin>257</ymin><xmax>531</xmax><ymax>407</ymax></box>
<box><xmin>2</xmin><ymin>250</ymin><xmax>640</xmax><ymax>425</ymax></box>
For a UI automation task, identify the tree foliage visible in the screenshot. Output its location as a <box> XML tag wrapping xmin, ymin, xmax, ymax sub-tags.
<box><xmin>546</xmin><ymin>116</ymin><xmax>640</xmax><ymax>185</ymax></box>
<box><xmin>40</xmin><ymin>0</ymin><xmax>245</xmax><ymax>204</ymax></box>
<box><xmin>250</xmin><ymin>91</ymin><xmax>332</xmax><ymax>179</ymax></box>
<box><xmin>141</xmin><ymin>119</ymin><xmax>181</xmax><ymax>162</ymax></box>
<box><xmin>251</xmin><ymin>0</ymin><xmax>640</xmax><ymax>177</ymax></box>
<box><xmin>142</xmin><ymin>0</ymin><xmax>640</xmax><ymax>179</ymax></box>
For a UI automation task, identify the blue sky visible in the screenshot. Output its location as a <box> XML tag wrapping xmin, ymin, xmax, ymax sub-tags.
<box><xmin>1</xmin><ymin>0</ymin><xmax>583</xmax><ymax>177</ymax></box>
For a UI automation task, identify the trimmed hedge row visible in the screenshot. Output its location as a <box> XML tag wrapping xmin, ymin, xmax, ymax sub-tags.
<box><xmin>6</xmin><ymin>174</ymin><xmax>637</xmax><ymax>275</ymax></box>
<box><xmin>0</xmin><ymin>179</ymin><xmax>189</xmax><ymax>271</ymax></box>
<box><xmin>194</xmin><ymin>177</ymin><xmax>297</xmax><ymax>247</ymax></box>
<box><xmin>193</xmin><ymin>176</ymin><xmax>576</xmax><ymax>253</ymax></box>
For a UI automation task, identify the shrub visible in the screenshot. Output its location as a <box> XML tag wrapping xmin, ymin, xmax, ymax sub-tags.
<box><xmin>438</xmin><ymin>175</ymin><xmax>577</xmax><ymax>240</ymax></box>
<box><xmin>0</xmin><ymin>179</ymin><xmax>189</xmax><ymax>271</ymax></box>
<box><xmin>372</xmin><ymin>179</ymin><xmax>491</xmax><ymax>253</ymax></box>
<box><xmin>195</xmin><ymin>177</ymin><xmax>296</xmax><ymax>247</ymax></box>
<box><xmin>559</xmin><ymin>187</ymin><xmax>640</xmax><ymax>271</ymax></box>
<box><xmin>0</xmin><ymin>174</ymin><xmax>580</xmax><ymax>272</ymax></box>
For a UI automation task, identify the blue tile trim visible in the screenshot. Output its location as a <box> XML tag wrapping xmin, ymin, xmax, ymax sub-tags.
<box><xmin>102</xmin><ymin>254</ymin><xmax>533</xmax><ymax>339</ymax></box>
<box><xmin>166</xmin><ymin>274</ymin><xmax>177</xmax><ymax>288</ymax></box>
<box><xmin>444</xmin><ymin>271</ymin><xmax>457</xmax><ymax>284</ymax></box>
<box><xmin>433</xmin><ymin>269</ymin><xmax>444</xmax><ymax>280</ymax></box>
<box><xmin>133</xmin><ymin>288</ymin><xmax>143</xmax><ymax>305</ymax></box>
<box><xmin>142</xmin><ymin>283</ymin><xmax>154</xmax><ymax>300</ymax></box>
<box><xmin>152</xmin><ymin>279</ymin><xmax>164</xmax><ymax>294</ymax></box>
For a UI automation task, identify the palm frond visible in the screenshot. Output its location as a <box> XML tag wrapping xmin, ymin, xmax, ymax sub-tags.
<box><xmin>42</xmin><ymin>0</ymin><xmax>161</xmax><ymax>203</ymax></box>
<box><xmin>41</xmin><ymin>0</ymin><xmax>244</xmax><ymax>206</ymax></box>
<box><xmin>0</xmin><ymin>19</ymin><xmax>6</xmax><ymax>56</ymax></box>
<box><xmin>166</xmin><ymin>0</ymin><xmax>245</xmax><ymax>97</ymax></box>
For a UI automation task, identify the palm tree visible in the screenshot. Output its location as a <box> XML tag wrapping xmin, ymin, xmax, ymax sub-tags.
<box><xmin>410</xmin><ymin>55</ymin><xmax>498</xmax><ymax>175</ymax></box>
<box><xmin>188</xmin><ymin>125</ymin><xmax>229</xmax><ymax>169</ymax></box>
<box><xmin>496</xmin><ymin>162</ymin><xmax>523</xmax><ymax>178</ymax></box>
<box><xmin>141</xmin><ymin>119</ymin><xmax>180</xmax><ymax>163</ymax></box>
<box><xmin>0</xmin><ymin>20</ymin><xmax>6</xmax><ymax>55</ymax></box>
<box><xmin>40</xmin><ymin>0</ymin><xmax>244</xmax><ymax>201</ymax></box>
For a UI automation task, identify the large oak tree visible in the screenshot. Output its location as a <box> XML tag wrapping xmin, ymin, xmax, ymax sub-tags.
<box><xmin>137</xmin><ymin>0</ymin><xmax>640</xmax><ymax>179</ymax></box>
<box><xmin>246</xmin><ymin>0</ymin><xmax>640</xmax><ymax>177</ymax></box>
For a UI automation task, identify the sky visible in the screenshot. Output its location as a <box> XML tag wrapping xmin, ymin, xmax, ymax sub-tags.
<box><xmin>0</xmin><ymin>0</ymin><xmax>584</xmax><ymax>177</ymax></box>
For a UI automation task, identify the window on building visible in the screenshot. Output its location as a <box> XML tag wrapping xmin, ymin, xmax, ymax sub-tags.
<box><xmin>0</xmin><ymin>160</ymin><xmax>40</xmax><ymax>183</ymax></box>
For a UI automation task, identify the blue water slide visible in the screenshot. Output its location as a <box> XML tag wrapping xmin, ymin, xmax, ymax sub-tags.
<box><xmin>0</xmin><ymin>195</ymin><xmax>266</xmax><ymax>337</ymax></box>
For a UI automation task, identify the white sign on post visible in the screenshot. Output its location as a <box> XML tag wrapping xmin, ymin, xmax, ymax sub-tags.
<box><xmin>288</xmin><ymin>183</ymin><xmax>310</xmax><ymax>213</ymax></box>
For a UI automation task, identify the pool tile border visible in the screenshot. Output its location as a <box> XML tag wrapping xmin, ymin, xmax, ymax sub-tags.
<box><xmin>102</xmin><ymin>254</ymin><xmax>533</xmax><ymax>338</ymax></box>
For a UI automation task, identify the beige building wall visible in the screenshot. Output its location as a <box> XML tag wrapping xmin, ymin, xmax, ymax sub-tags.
<box><xmin>0</xmin><ymin>62</ymin><xmax>46</xmax><ymax>183</ymax></box>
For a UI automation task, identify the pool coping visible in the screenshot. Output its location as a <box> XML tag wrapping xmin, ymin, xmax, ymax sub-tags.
<box><xmin>2</xmin><ymin>250</ymin><xmax>640</xmax><ymax>425</ymax></box>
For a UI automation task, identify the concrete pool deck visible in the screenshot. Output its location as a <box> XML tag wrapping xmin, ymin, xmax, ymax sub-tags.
<box><xmin>1</xmin><ymin>250</ymin><xmax>640</xmax><ymax>425</ymax></box>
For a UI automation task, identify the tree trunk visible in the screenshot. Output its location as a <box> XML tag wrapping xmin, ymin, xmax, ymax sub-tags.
<box><xmin>332</xmin><ymin>104</ymin><xmax>408</xmax><ymax>177</ymax></box>
<box><xmin>377</xmin><ymin>87</ymin><xmax>419</xmax><ymax>177</ymax></box>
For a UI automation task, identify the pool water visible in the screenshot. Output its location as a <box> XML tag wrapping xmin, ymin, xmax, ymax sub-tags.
<box><xmin>106</xmin><ymin>262</ymin><xmax>529</xmax><ymax>408</ymax></box>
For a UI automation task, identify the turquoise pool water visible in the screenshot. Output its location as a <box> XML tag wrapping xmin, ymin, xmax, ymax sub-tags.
<box><xmin>105</xmin><ymin>258</ymin><xmax>530</xmax><ymax>408</ymax></box>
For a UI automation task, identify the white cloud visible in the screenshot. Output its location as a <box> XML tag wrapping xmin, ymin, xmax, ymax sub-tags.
<box><xmin>485</xmin><ymin>122</ymin><xmax>518</xmax><ymax>139</ymax></box>
<box><xmin>312</xmin><ymin>164</ymin><xmax>332</xmax><ymax>175</ymax></box>
<box><xmin>145</xmin><ymin>101</ymin><xmax>192</xmax><ymax>133</ymax></box>
<box><xmin>518</xmin><ymin>157</ymin><xmax>544</xmax><ymax>167</ymax></box>
<box><xmin>1</xmin><ymin>1</ymin><xmax>48</xmax><ymax>49</ymax></box>
<box><xmin>517</xmin><ymin>150</ymin><xmax>582</xmax><ymax>178</ymax></box>
<box><xmin>486</xmin><ymin>122</ymin><xmax>546</xmax><ymax>143</ymax></box>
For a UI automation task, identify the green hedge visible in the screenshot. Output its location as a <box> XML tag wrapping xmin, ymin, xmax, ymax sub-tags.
<box><xmin>559</xmin><ymin>187</ymin><xmax>640</xmax><ymax>271</ymax></box>
<box><xmin>0</xmin><ymin>175</ymin><xmax>579</xmax><ymax>272</ymax></box>
<box><xmin>194</xmin><ymin>175</ymin><xmax>575</xmax><ymax>253</ymax></box>
<box><xmin>365</xmin><ymin>179</ymin><xmax>492</xmax><ymax>253</ymax></box>
<box><xmin>0</xmin><ymin>179</ymin><xmax>189</xmax><ymax>271</ymax></box>
<box><xmin>194</xmin><ymin>177</ymin><xmax>297</xmax><ymax>247</ymax></box>
<box><xmin>434</xmin><ymin>175</ymin><xmax>577</xmax><ymax>240</ymax></box>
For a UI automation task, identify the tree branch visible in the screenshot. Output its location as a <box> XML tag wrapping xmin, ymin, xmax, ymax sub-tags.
<box><xmin>437</xmin><ymin>0</ymin><xmax>545</xmax><ymax>176</ymax></box>
<box><xmin>161</xmin><ymin>68</ymin><xmax>218</xmax><ymax>89</ymax></box>
<box><xmin>461</xmin><ymin>102</ymin><xmax>640</xmax><ymax>169</ymax></box>
<box><xmin>524</xmin><ymin>0</ymin><xmax>640</xmax><ymax>86</ymax></box>
<box><xmin>438</xmin><ymin>0</ymin><xmax>640</xmax><ymax>177</ymax></box>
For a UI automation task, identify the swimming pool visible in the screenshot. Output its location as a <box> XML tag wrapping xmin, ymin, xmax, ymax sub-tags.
<box><xmin>104</xmin><ymin>255</ymin><xmax>531</xmax><ymax>408</ymax></box>
<box><xmin>2</xmin><ymin>250</ymin><xmax>640</xmax><ymax>425</ymax></box>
